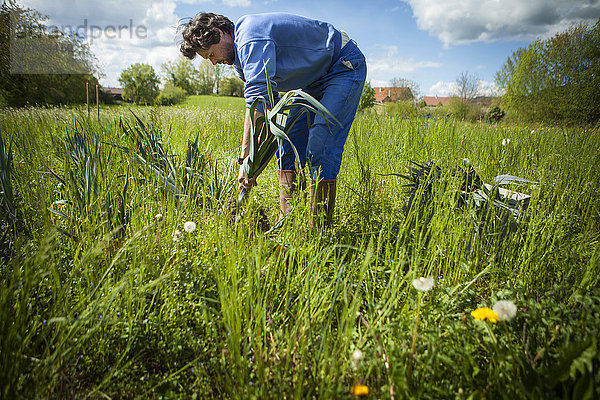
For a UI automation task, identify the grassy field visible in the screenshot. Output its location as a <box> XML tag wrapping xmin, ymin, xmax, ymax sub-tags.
<box><xmin>181</xmin><ymin>95</ymin><xmax>246</xmax><ymax>111</ymax></box>
<box><xmin>1</xmin><ymin>98</ymin><xmax>599</xmax><ymax>399</ymax></box>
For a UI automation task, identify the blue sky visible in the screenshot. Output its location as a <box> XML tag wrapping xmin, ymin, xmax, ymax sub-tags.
<box><xmin>13</xmin><ymin>0</ymin><xmax>600</xmax><ymax>96</ymax></box>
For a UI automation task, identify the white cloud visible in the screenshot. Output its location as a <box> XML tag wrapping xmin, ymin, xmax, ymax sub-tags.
<box><xmin>369</xmin><ymin>79</ymin><xmax>389</xmax><ymax>87</ymax></box>
<box><xmin>366</xmin><ymin>45</ymin><xmax>441</xmax><ymax>85</ymax></box>
<box><xmin>428</xmin><ymin>81</ymin><xmax>457</xmax><ymax>97</ymax></box>
<box><xmin>478</xmin><ymin>81</ymin><xmax>504</xmax><ymax>97</ymax></box>
<box><xmin>427</xmin><ymin>80</ymin><xmax>503</xmax><ymax>97</ymax></box>
<box><xmin>19</xmin><ymin>0</ymin><xmax>148</xmax><ymax>28</ymax></box>
<box><xmin>145</xmin><ymin>0</ymin><xmax>180</xmax><ymax>46</ymax></box>
<box><xmin>367</xmin><ymin>56</ymin><xmax>440</xmax><ymax>74</ymax></box>
<box><xmin>14</xmin><ymin>0</ymin><xmax>255</xmax><ymax>86</ymax></box>
<box><xmin>16</xmin><ymin>0</ymin><xmax>191</xmax><ymax>87</ymax></box>
<box><xmin>403</xmin><ymin>0</ymin><xmax>600</xmax><ymax>47</ymax></box>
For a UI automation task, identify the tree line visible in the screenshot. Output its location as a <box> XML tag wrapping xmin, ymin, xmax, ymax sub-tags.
<box><xmin>496</xmin><ymin>18</ymin><xmax>600</xmax><ymax>124</ymax></box>
<box><xmin>0</xmin><ymin>1</ymin><xmax>111</xmax><ymax>107</ymax></box>
<box><xmin>2</xmin><ymin>0</ymin><xmax>599</xmax><ymax>124</ymax></box>
<box><xmin>120</xmin><ymin>58</ymin><xmax>243</xmax><ymax>106</ymax></box>
<box><xmin>0</xmin><ymin>1</ymin><xmax>243</xmax><ymax>108</ymax></box>
<box><xmin>360</xmin><ymin>19</ymin><xmax>600</xmax><ymax>125</ymax></box>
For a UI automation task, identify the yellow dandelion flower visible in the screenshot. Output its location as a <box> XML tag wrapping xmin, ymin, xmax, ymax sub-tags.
<box><xmin>351</xmin><ymin>385</ymin><xmax>369</xmax><ymax>396</ymax></box>
<box><xmin>471</xmin><ymin>307</ymin><xmax>499</xmax><ymax>323</ymax></box>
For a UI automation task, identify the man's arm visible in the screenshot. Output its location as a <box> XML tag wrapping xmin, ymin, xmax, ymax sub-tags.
<box><xmin>238</xmin><ymin>107</ymin><xmax>264</xmax><ymax>190</ymax></box>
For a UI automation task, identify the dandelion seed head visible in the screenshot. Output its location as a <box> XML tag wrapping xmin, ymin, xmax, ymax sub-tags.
<box><xmin>351</xmin><ymin>349</ymin><xmax>363</xmax><ymax>367</ymax></box>
<box><xmin>184</xmin><ymin>221</ymin><xmax>196</xmax><ymax>233</ymax></box>
<box><xmin>172</xmin><ymin>229</ymin><xmax>181</xmax><ymax>241</ymax></box>
<box><xmin>412</xmin><ymin>276</ymin><xmax>435</xmax><ymax>291</ymax></box>
<box><xmin>493</xmin><ymin>300</ymin><xmax>517</xmax><ymax>321</ymax></box>
<box><xmin>155</xmin><ymin>213</ymin><xmax>163</xmax><ymax>221</ymax></box>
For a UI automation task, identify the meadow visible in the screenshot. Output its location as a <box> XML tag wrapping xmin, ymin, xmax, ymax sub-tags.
<box><xmin>0</xmin><ymin>97</ymin><xmax>599</xmax><ymax>399</ymax></box>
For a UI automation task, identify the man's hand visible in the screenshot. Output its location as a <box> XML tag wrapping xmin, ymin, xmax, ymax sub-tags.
<box><xmin>238</xmin><ymin>163</ymin><xmax>257</xmax><ymax>191</ymax></box>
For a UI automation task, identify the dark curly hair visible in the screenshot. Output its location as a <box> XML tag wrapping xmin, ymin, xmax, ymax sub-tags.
<box><xmin>178</xmin><ymin>13</ymin><xmax>234</xmax><ymax>59</ymax></box>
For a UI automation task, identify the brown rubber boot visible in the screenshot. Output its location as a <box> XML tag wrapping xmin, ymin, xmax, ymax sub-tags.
<box><xmin>277</xmin><ymin>170</ymin><xmax>305</xmax><ymax>219</ymax></box>
<box><xmin>310</xmin><ymin>179</ymin><xmax>337</xmax><ymax>227</ymax></box>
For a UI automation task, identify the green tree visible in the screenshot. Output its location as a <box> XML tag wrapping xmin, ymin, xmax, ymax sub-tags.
<box><xmin>161</xmin><ymin>57</ymin><xmax>199</xmax><ymax>95</ymax></box>
<box><xmin>0</xmin><ymin>0</ymin><xmax>102</xmax><ymax>106</ymax></box>
<box><xmin>196</xmin><ymin>59</ymin><xmax>229</xmax><ymax>95</ymax></box>
<box><xmin>220</xmin><ymin>75</ymin><xmax>243</xmax><ymax>96</ymax></box>
<box><xmin>496</xmin><ymin>19</ymin><xmax>600</xmax><ymax>123</ymax></box>
<box><xmin>358</xmin><ymin>81</ymin><xmax>375</xmax><ymax>111</ymax></box>
<box><xmin>496</xmin><ymin>41</ymin><xmax>547</xmax><ymax>120</ymax></box>
<box><xmin>213</xmin><ymin>64</ymin><xmax>228</xmax><ymax>94</ymax></box>
<box><xmin>119</xmin><ymin>63</ymin><xmax>160</xmax><ymax>105</ymax></box>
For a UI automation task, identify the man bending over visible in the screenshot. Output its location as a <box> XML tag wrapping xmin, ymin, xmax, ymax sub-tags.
<box><xmin>178</xmin><ymin>12</ymin><xmax>366</xmax><ymax>226</ymax></box>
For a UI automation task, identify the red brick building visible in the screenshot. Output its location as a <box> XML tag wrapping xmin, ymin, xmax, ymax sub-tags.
<box><xmin>422</xmin><ymin>96</ymin><xmax>451</xmax><ymax>107</ymax></box>
<box><xmin>373</xmin><ymin>87</ymin><xmax>414</xmax><ymax>103</ymax></box>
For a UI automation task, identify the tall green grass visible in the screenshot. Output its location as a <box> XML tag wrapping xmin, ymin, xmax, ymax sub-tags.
<box><xmin>180</xmin><ymin>95</ymin><xmax>246</xmax><ymax>111</ymax></box>
<box><xmin>0</xmin><ymin>103</ymin><xmax>599</xmax><ymax>398</ymax></box>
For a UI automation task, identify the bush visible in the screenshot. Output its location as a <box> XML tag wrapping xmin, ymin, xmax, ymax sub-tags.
<box><xmin>358</xmin><ymin>82</ymin><xmax>375</xmax><ymax>111</ymax></box>
<box><xmin>447</xmin><ymin>97</ymin><xmax>483</xmax><ymax>122</ymax></box>
<box><xmin>421</xmin><ymin>105</ymin><xmax>449</xmax><ymax>119</ymax></box>
<box><xmin>385</xmin><ymin>101</ymin><xmax>420</xmax><ymax>119</ymax></box>
<box><xmin>155</xmin><ymin>85</ymin><xmax>187</xmax><ymax>106</ymax></box>
<box><xmin>485</xmin><ymin>105</ymin><xmax>506</xmax><ymax>123</ymax></box>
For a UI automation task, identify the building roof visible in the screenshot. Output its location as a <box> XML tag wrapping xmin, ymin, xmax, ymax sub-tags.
<box><xmin>373</xmin><ymin>87</ymin><xmax>413</xmax><ymax>103</ymax></box>
<box><xmin>101</xmin><ymin>87</ymin><xmax>124</xmax><ymax>95</ymax></box>
<box><xmin>422</xmin><ymin>96</ymin><xmax>451</xmax><ymax>106</ymax></box>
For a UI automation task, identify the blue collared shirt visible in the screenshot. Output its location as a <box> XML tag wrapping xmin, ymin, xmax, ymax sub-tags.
<box><xmin>233</xmin><ymin>12</ymin><xmax>342</xmax><ymax>112</ymax></box>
